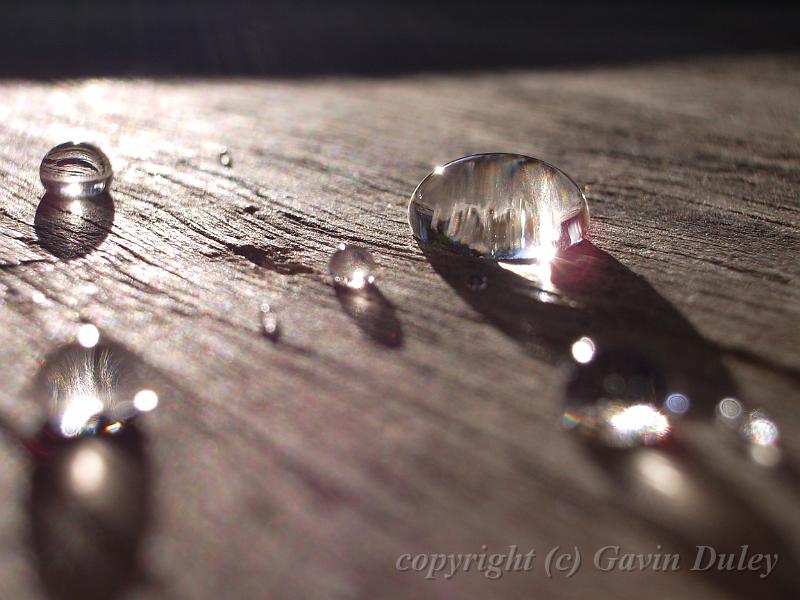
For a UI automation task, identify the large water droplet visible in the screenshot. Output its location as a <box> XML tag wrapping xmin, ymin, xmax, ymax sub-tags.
<box><xmin>31</xmin><ymin>328</ymin><xmax>160</xmax><ymax>438</ymax></box>
<box><xmin>40</xmin><ymin>142</ymin><xmax>113</xmax><ymax>197</ymax></box>
<box><xmin>409</xmin><ymin>153</ymin><xmax>589</xmax><ymax>259</ymax></box>
<box><xmin>329</xmin><ymin>244</ymin><xmax>377</xmax><ymax>289</ymax></box>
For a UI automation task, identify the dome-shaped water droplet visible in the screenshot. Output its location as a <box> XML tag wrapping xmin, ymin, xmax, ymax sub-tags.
<box><xmin>40</xmin><ymin>142</ymin><xmax>113</xmax><ymax>197</ymax></box>
<box><xmin>409</xmin><ymin>153</ymin><xmax>589</xmax><ymax>260</ymax></box>
<box><xmin>329</xmin><ymin>244</ymin><xmax>377</xmax><ymax>289</ymax></box>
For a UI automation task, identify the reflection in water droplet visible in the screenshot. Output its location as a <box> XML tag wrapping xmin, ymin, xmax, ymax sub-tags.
<box><xmin>744</xmin><ymin>411</ymin><xmax>779</xmax><ymax>447</ymax></box>
<box><xmin>34</xmin><ymin>191</ymin><xmax>115</xmax><ymax>259</ymax></box>
<box><xmin>466</xmin><ymin>273</ymin><xmax>488</xmax><ymax>291</ymax></box>
<box><xmin>219</xmin><ymin>148</ymin><xmax>233</xmax><ymax>168</ymax></box>
<box><xmin>570</xmin><ymin>336</ymin><xmax>595</xmax><ymax>364</ymax></box>
<box><xmin>665</xmin><ymin>393</ymin><xmax>690</xmax><ymax>415</ymax></box>
<box><xmin>260</xmin><ymin>302</ymin><xmax>280</xmax><ymax>340</ymax></box>
<box><xmin>409</xmin><ymin>153</ymin><xmax>589</xmax><ymax>259</ymax></box>
<box><xmin>717</xmin><ymin>397</ymin><xmax>743</xmax><ymax>422</ymax></box>
<box><xmin>77</xmin><ymin>323</ymin><xmax>100</xmax><ymax>348</ymax></box>
<box><xmin>132</xmin><ymin>389</ymin><xmax>159</xmax><ymax>412</ymax></box>
<box><xmin>329</xmin><ymin>244</ymin><xmax>377</xmax><ymax>289</ymax></box>
<box><xmin>39</xmin><ymin>142</ymin><xmax>113</xmax><ymax>197</ymax></box>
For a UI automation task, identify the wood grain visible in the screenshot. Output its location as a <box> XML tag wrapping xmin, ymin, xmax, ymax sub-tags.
<box><xmin>0</xmin><ymin>53</ymin><xmax>799</xmax><ymax>599</ymax></box>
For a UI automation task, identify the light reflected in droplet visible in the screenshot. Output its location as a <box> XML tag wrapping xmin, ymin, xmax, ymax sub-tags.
<box><xmin>76</xmin><ymin>324</ymin><xmax>100</xmax><ymax>348</ymax></box>
<box><xmin>70</xmin><ymin>445</ymin><xmax>107</xmax><ymax>496</ymax></box>
<box><xmin>68</xmin><ymin>199</ymin><xmax>84</xmax><ymax>215</ymax></box>
<box><xmin>563</xmin><ymin>402</ymin><xmax>671</xmax><ymax>448</ymax></box>
<box><xmin>665</xmin><ymin>393</ymin><xmax>690</xmax><ymax>415</ymax></box>
<box><xmin>60</xmin><ymin>394</ymin><xmax>103</xmax><ymax>437</ymax></box>
<box><xmin>133</xmin><ymin>389</ymin><xmax>159</xmax><ymax>412</ymax></box>
<box><xmin>745</xmin><ymin>412</ymin><xmax>779</xmax><ymax>447</ymax></box>
<box><xmin>717</xmin><ymin>397</ymin><xmax>743</xmax><ymax>421</ymax></box>
<box><xmin>608</xmin><ymin>404</ymin><xmax>670</xmax><ymax>447</ymax></box>
<box><xmin>433</xmin><ymin>165</ymin><xmax>445</xmax><ymax>175</ymax></box>
<box><xmin>571</xmin><ymin>336</ymin><xmax>595</xmax><ymax>364</ymax></box>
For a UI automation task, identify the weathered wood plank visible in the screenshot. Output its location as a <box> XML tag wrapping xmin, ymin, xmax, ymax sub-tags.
<box><xmin>0</xmin><ymin>54</ymin><xmax>798</xmax><ymax>599</ymax></box>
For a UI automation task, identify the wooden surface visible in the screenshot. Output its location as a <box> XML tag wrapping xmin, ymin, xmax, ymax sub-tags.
<box><xmin>0</xmin><ymin>53</ymin><xmax>799</xmax><ymax>599</ymax></box>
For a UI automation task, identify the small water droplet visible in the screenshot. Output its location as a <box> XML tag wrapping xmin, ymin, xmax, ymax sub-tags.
<box><xmin>466</xmin><ymin>273</ymin><xmax>487</xmax><ymax>291</ymax></box>
<box><xmin>219</xmin><ymin>148</ymin><xmax>233</xmax><ymax>167</ymax></box>
<box><xmin>260</xmin><ymin>303</ymin><xmax>280</xmax><ymax>340</ymax></box>
<box><xmin>329</xmin><ymin>244</ymin><xmax>377</xmax><ymax>289</ymax></box>
<box><xmin>40</xmin><ymin>142</ymin><xmax>113</xmax><ymax>197</ymax></box>
<box><xmin>409</xmin><ymin>153</ymin><xmax>589</xmax><ymax>259</ymax></box>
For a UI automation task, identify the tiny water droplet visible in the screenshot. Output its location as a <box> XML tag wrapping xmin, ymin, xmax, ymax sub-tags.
<box><xmin>219</xmin><ymin>148</ymin><xmax>233</xmax><ymax>167</ymax></box>
<box><xmin>329</xmin><ymin>244</ymin><xmax>376</xmax><ymax>289</ymax></box>
<box><xmin>466</xmin><ymin>273</ymin><xmax>487</xmax><ymax>291</ymax></box>
<box><xmin>409</xmin><ymin>153</ymin><xmax>589</xmax><ymax>259</ymax></box>
<box><xmin>260</xmin><ymin>303</ymin><xmax>280</xmax><ymax>340</ymax></box>
<box><xmin>40</xmin><ymin>142</ymin><xmax>113</xmax><ymax>197</ymax></box>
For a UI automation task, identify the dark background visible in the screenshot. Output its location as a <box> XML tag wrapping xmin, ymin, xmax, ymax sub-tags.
<box><xmin>5</xmin><ymin>1</ymin><xmax>799</xmax><ymax>78</ymax></box>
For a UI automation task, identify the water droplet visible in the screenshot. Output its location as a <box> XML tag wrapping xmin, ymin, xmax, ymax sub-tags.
<box><xmin>563</xmin><ymin>346</ymin><xmax>673</xmax><ymax>447</ymax></box>
<box><xmin>329</xmin><ymin>244</ymin><xmax>376</xmax><ymax>289</ymax></box>
<box><xmin>31</xmin><ymin>332</ymin><xmax>160</xmax><ymax>438</ymax></box>
<box><xmin>409</xmin><ymin>153</ymin><xmax>589</xmax><ymax>259</ymax></box>
<box><xmin>39</xmin><ymin>142</ymin><xmax>113</xmax><ymax>197</ymax></box>
<box><xmin>260</xmin><ymin>302</ymin><xmax>280</xmax><ymax>340</ymax></box>
<box><xmin>466</xmin><ymin>273</ymin><xmax>488</xmax><ymax>291</ymax></box>
<box><xmin>219</xmin><ymin>148</ymin><xmax>233</xmax><ymax>168</ymax></box>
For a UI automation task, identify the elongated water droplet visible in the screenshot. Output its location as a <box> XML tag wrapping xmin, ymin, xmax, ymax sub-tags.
<box><xmin>329</xmin><ymin>244</ymin><xmax>376</xmax><ymax>289</ymax></box>
<box><xmin>40</xmin><ymin>142</ymin><xmax>113</xmax><ymax>197</ymax></box>
<box><xmin>260</xmin><ymin>302</ymin><xmax>280</xmax><ymax>340</ymax></box>
<box><xmin>409</xmin><ymin>153</ymin><xmax>588</xmax><ymax>260</ymax></box>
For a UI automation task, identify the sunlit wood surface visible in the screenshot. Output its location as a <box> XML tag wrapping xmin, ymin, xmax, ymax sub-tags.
<box><xmin>0</xmin><ymin>54</ymin><xmax>798</xmax><ymax>599</ymax></box>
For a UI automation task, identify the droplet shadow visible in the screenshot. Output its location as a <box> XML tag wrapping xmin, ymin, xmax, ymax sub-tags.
<box><xmin>34</xmin><ymin>192</ymin><xmax>115</xmax><ymax>259</ymax></box>
<box><xmin>421</xmin><ymin>239</ymin><xmax>737</xmax><ymax>418</ymax></box>
<box><xmin>27</xmin><ymin>421</ymin><xmax>150</xmax><ymax>600</ymax></box>
<box><xmin>335</xmin><ymin>286</ymin><xmax>404</xmax><ymax>349</ymax></box>
<box><xmin>421</xmin><ymin>239</ymin><xmax>800</xmax><ymax>596</ymax></box>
